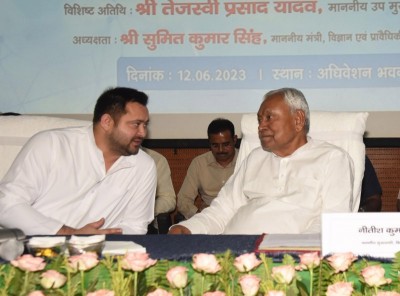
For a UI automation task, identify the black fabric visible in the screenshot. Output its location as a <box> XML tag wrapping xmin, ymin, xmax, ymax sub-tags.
<box><xmin>147</xmin><ymin>213</ymin><xmax>173</xmax><ymax>235</ymax></box>
<box><xmin>360</xmin><ymin>155</ymin><xmax>382</xmax><ymax>208</ymax></box>
<box><xmin>174</xmin><ymin>212</ymin><xmax>186</xmax><ymax>223</ymax></box>
<box><xmin>147</xmin><ymin>223</ymin><xmax>158</xmax><ymax>235</ymax></box>
<box><xmin>107</xmin><ymin>234</ymin><xmax>258</xmax><ymax>260</ymax></box>
<box><xmin>156</xmin><ymin>213</ymin><xmax>172</xmax><ymax>234</ymax></box>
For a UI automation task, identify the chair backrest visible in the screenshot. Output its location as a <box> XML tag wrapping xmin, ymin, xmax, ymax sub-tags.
<box><xmin>0</xmin><ymin>115</ymin><xmax>91</xmax><ymax>180</ymax></box>
<box><xmin>235</xmin><ymin>111</ymin><xmax>369</xmax><ymax>212</ymax></box>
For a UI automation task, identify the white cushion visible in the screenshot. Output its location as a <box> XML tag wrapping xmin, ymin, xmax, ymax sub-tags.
<box><xmin>236</xmin><ymin>111</ymin><xmax>369</xmax><ymax>212</ymax></box>
<box><xmin>0</xmin><ymin>115</ymin><xmax>91</xmax><ymax>180</ymax></box>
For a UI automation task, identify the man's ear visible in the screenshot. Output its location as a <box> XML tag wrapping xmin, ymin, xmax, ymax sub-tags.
<box><xmin>100</xmin><ymin>114</ymin><xmax>114</xmax><ymax>131</ymax></box>
<box><xmin>233</xmin><ymin>134</ymin><xmax>238</xmax><ymax>144</ymax></box>
<box><xmin>294</xmin><ymin>109</ymin><xmax>306</xmax><ymax>132</ymax></box>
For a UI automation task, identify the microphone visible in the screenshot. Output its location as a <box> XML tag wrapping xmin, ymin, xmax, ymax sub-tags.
<box><xmin>0</xmin><ymin>228</ymin><xmax>25</xmax><ymax>261</ymax></box>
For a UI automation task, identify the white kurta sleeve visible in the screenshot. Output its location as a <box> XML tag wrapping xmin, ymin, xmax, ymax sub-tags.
<box><xmin>306</xmin><ymin>148</ymin><xmax>354</xmax><ymax>233</ymax></box>
<box><xmin>0</xmin><ymin>133</ymin><xmax>63</xmax><ymax>234</ymax></box>
<box><xmin>177</xmin><ymin>160</ymin><xmax>248</xmax><ymax>234</ymax></box>
<box><xmin>322</xmin><ymin>149</ymin><xmax>354</xmax><ymax>212</ymax></box>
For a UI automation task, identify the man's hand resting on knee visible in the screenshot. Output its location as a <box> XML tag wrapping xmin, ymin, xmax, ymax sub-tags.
<box><xmin>168</xmin><ymin>225</ymin><xmax>192</xmax><ymax>234</ymax></box>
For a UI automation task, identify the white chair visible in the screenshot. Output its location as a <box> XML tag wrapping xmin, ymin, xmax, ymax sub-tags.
<box><xmin>235</xmin><ymin>111</ymin><xmax>369</xmax><ymax>212</ymax></box>
<box><xmin>0</xmin><ymin>115</ymin><xmax>91</xmax><ymax>180</ymax></box>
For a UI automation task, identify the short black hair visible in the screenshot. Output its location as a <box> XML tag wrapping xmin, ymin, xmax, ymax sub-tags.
<box><xmin>93</xmin><ymin>87</ymin><xmax>148</xmax><ymax>124</ymax></box>
<box><xmin>207</xmin><ymin>118</ymin><xmax>235</xmax><ymax>138</ymax></box>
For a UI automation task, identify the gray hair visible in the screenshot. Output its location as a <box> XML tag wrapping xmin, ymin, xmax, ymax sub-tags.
<box><xmin>263</xmin><ymin>87</ymin><xmax>310</xmax><ymax>133</ymax></box>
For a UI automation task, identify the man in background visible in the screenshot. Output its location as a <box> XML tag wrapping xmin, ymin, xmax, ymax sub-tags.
<box><xmin>169</xmin><ymin>87</ymin><xmax>354</xmax><ymax>235</ymax></box>
<box><xmin>142</xmin><ymin>147</ymin><xmax>176</xmax><ymax>234</ymax></box>
<box><xmin>0</xmin><ymin>87</ymin><xmax>156</xmax><ymax>235</ymax></box>
<box><xmin>176</xmin><ymin>118</ymin><xmax>238</xmax><ymax>220</ymax></box>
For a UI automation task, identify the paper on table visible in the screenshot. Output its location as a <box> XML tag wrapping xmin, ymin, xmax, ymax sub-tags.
<box><xmin>321</xmin><ymin>212</ymin><xmax>400</xmax><ymax>258</ymax></box>
<box><xmin>28</xmin><ymin>236</ymin><xmax>66</xmax><ymax>247</ymax></box>
<box><xmin>69</xmin><ymin>235</ymin><xmax>105</xmax><ymax>245</ymax></box>
<box><xmin>103</xmin><ymin>241</ymin><xmax>146</xmax><ymax>255</ymax></box>
<box><xmin>257</xmin><ymin>233</ymin><xmax>321</xmax><ymax>251</ymax></box>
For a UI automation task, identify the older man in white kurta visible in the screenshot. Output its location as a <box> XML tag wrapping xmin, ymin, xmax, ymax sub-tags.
<box><xmin>178</xmin><ymin>138</ymin><xmax>353</xmax><ymax>234</ymax></box>
<box><xmin>169</xmin><ymin>87</ymin><xmax>354</xmax><ymax>235</ymax></box>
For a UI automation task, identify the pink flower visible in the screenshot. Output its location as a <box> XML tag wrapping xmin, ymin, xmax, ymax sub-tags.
<box><xmin>166</xmin><ymin>266</ymin><xmax>188</xmax><ymax>289</ymax></box>
<box><xmin>234</xmin><ymin>253</ymin><xmax>262</xmax><ymax>272</ymax></box>
<box><xmin>265</xmin><ymin>291</ymin><xmax>285</xmax><ymax>296</ymax></box>
<box><xmin>86</xmin><ymin>290</ymin><xmax>115</xmax><ymax>296</ymax></box>
<box><xmin>192</xmin><ymin>253</ymin><xmax>221</xmax><ymax>274</ymax></box>
<box><xmin>121</xmin><ymin>252</ymin><xmax>157</xmax><ymax>272</ymax></box>
<box><xmin>362</xmin><ymin>265</ymin><xmax>392</xmax><ymax>287</ymax></box>
<box><xmin>203</xmin><ymin>292</ymin><xmax>226</xmax><ymax>296</ymax></box>
<box><xmin>68</xmin><ymin>252</ymin><xmax>99</xmax><ymax>271</ymax></box>
<box><xmin>239</xmin><ymin>274</ymin><xmax>260</xmax><ymax>296</ymax></box>
<box><xmin>271</xmin><ymin>265</ymin><xmax>295</xmax><ymax>284</ymax></box>
<box><xmin>296</xmin><ymin>252</ymin><xmax>321</xmax><ymax>270</ymax></box>
<box><xmin>147</xmin><ymin>288</ymin><xmax>173</xmax><ymax>296</ymax></box>
<box><xmin>40</xmin><ymin>270</ymin><xmax>67</xmax><ymax>289</ymax></box>
<box><xmin>11</xmin><ymin>254</ymin><xmax>46</xmax><ymax>272</ymax></box>
<box><xmin>28</xmin><ymin>292</ymin><xmax>45</xmax><ymax>296</ymax></box>
<box><xmin>326</xmin><ymin>282</ymin><xmax>353</xmax><ymax>296</ymax></box>
<box><xmin>326</xmin><ymin>252</ymin><xmax>357</xmax><ymax>273</ymax></box>
<box><xmin>377</xmin><ymin>292</ymin><xmax>400</xmax><ymax>296</ymax></box>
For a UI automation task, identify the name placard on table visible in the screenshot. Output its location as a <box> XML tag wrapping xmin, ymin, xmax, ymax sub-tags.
<box><xmin>322</xmin><ymin>212</ymin><xmax>400</xmax><ymax>259</ymax></box>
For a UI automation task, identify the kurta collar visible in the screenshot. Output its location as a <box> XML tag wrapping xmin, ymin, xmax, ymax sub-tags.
<box><xmin>271</xmin><ymin>137</ymin><xmax>313</xmax><ymax>159</ymax></box>
<box><xmin>87</xmin><ymin>125</ymin><xmax>137</xmax><ymax>174</ymax></box>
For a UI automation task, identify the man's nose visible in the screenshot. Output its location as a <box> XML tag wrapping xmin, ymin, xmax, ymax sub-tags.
<box><xmin>258</xmin><ymin>120</ymin><xmax>267</xmax><ymax>131</ymax></box>
<box><xmin>138</xmin><ymin>124</ymin><xmax>147</xmax><ymax>137</ymax></box>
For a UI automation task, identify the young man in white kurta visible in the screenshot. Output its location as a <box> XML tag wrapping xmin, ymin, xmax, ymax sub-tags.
<box><xmin>0</xmin><ymin>126</ymin><xmax>156</xmax><ymax>235</ymax></box>
<box><xmin>0</xmin><ymin>87</ymin><xmax>157</xmax><ymax>235</ymax></box>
